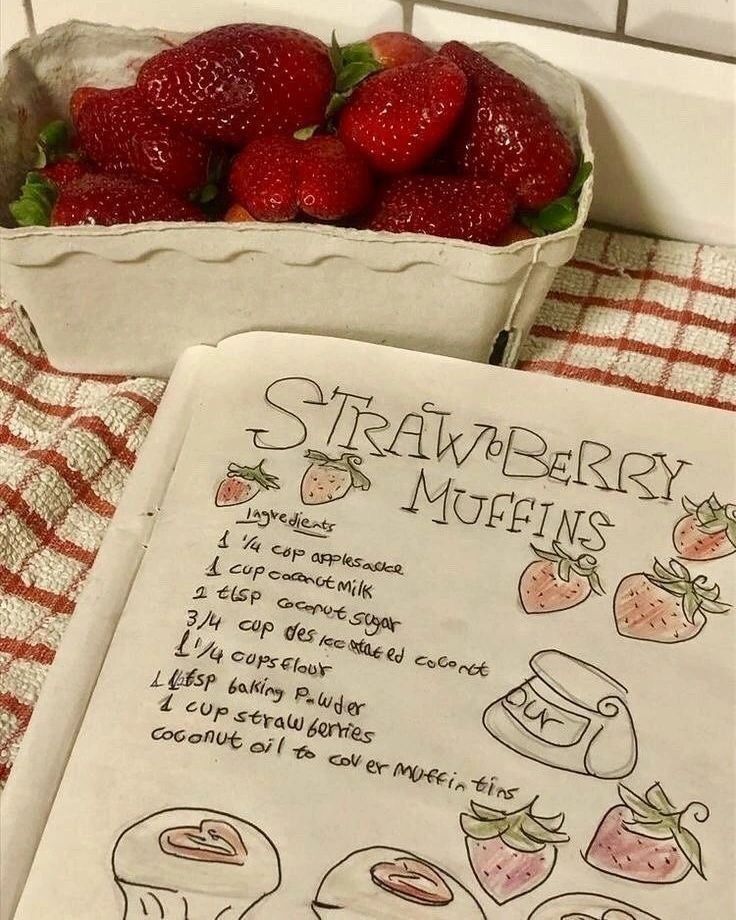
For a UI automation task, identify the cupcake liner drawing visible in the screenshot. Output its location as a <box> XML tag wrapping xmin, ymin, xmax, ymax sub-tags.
<box><xmin>312</xmin><ymin>846</ymin><xmax>484</xmax><ymax>919</ymax></box>
<box><xmin>112</xmin><ymin>807</ymin><xmax>281</xmax><ymax>919</ymax></box>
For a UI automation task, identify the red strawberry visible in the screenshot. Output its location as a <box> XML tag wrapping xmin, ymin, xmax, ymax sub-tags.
<box><xmin>72</xmin><ymin>85</ymin><xmax>212</xmax><ymax>195</ymax></box>
<box><xmin>518</xmin><ymin>542</ymin><xmax>604</xmax><ymax>614</ymax></box>
<box><xmin>367</xmin><ymin>175</ymin><xmax>515</xmax><ymax>245</ymax></box>
<box><xmin>224</xmin><ymin>203</ymin><xmax>255</xmax><ymax>223</ymax></box>
<box><xmin>440</xmin><ymin>41</ymin><xmax>576</xmax><ymax>210</ymax></box>
<box><xmin>301</xmin><ymin>450</ymin><xmax>370</xmax><ymax>505</ymax></box>
<box><xmin>228</xmin><ymin>135</ymin><xmax>372</xmax><ymax>222</ymax></box>
<box><xmin>673</xmin><ymin>493</ymin><xmax>736</xmax><ymax>561</ymax></box>
<box><xmin>137</xmin><ymin>25</ymin><xmax>334</xmax><ymax>146</ymax></box>
<box><xmin>358</xmin><ymin>32</ymin><xmax>433</xmax><ymax>69</ymax></box>
<box><xmin>338</xmin><ymin>56</ymin><xmax>467</xmax><ymax>174</ymax></box>
<box><xmin>50</xmin><ymin>174</ymin><xmax>203</xmax><ymax>226</ymax></box>
<box><xmin>585</xmin><ymin>783</ymin><xmax>709</xmax><ymax>884</ymax></box>
<box><xmin>215</xmin><ymin>461</ymin><xmax>280</xmax><ymax>507</ymax></box>
<box><xmin>461</xmin><ymin>798</ymin><xmax>568</xmax><ymax>904</ymax></box>
<box><xmin>613</xmin><ymin>558</ymin><xmax>729</xmax><ymax>643</ymax></box>
<box><xmin>497</xmin><ymin>222</ymin><xmax>536</xmax><ymax>245</ymax></box>
<box><xmin>38</xmin><ymin>156</ymin><xmax>91</xmax><ymax>189</ymax></box>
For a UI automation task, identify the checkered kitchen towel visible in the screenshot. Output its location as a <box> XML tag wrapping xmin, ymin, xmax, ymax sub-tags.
<box><xmin>0</xmin><ymin>226</ymin><xmax>734</xmax><ymax>788</ymax></box>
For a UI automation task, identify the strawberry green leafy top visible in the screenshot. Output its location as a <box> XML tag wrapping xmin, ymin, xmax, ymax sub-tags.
<box><xmin>460</xmin><ymin>798</ymin><xmax>569</xmax><ymax>852</ymax></box>
<box><xmin>648</xmin><ymin>559</ymin><xmax>730</xmax><ymax>622</ymax></box>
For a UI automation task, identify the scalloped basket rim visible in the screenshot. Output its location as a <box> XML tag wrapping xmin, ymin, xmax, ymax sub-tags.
<box><xmin>0</xmin><ymin>19</ymin><xmax>593</xmax><ymax>261</ymax></box>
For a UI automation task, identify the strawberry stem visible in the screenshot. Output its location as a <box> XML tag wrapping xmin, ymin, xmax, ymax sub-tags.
<box><xmin>520</xmin><ymin>157</ymin><xmax>592</xmax><ymax>237</ymax></box>
<box><xmin>226</xmin><ymin>460</ymin><xmax>280</xmax><ymax>490</ymax></box>
<box><xmin>33</xmin><ymin>120</ymin><xmax>72</xmax><ymax>168</ymax></box>
<box><xmin>10</xmin><ymin>172</ymin><xmax>57</xmax><ymax>227</ymax></box>
<box><xmin>325</xmin><ymin>30</ymin><xmax>382</xmax><ymax>124</ymax></box>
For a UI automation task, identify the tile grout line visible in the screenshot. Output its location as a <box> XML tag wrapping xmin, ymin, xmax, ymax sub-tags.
<box><xmin>413</xmin><ymin>0</ymin><xmax>736</xmax><ymax>64</ymax></box>
<box><xmin>616</xmin><ymin>0</ymin><xmax>629</xmax><ymax>35</ymax></box>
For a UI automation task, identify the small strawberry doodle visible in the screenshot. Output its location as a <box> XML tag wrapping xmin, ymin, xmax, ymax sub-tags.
<box><xmin>461</xmin><ymin>798</ymin><xmax>568</xmax><ymax>904</ymax></box>
<box><xmin>518</xmin><ymin>542</ymin><xmax>604</xmax><ymax>614</ymax></box>
<box><xmin>673</xmin><ymin>493</ymin><xmax>736</xmax><ymax>561</ymax></box>
<box><xmin>311</xmin><ymin>846</ymin><xmax>485</xmax><ymax>918</ymax></box>
<box><xmin>214</xmin><ymin>460</ymin><xmax>280</xmax><ymax>507</ymax></box>
<box><xmin>111</xmin><ymin>806</ymin><xmax>281</xmax><ymax>919</ymax></box>
<box><xmin>483</xmin><ymin>650</ymin><xmax>637</xmax><ymax>779</ymax></box>
<box><xmin>584</xmin><ymin>783</ymin><xmax>709</xmax><ymax>884</ymax></box>
<box><xmin>613</xmin><ymin>558</ymin><xmax>730</xmax><ymax>644</ymax></box>
<box><xmin>527</xmin><ymin>892</ymin><xmax>662</xmax><ymax>920</ymax></box>
<box><xmin>300</xmin><ymin>450</ymin><xmax>371</xmax><ymax>505</ymax></box>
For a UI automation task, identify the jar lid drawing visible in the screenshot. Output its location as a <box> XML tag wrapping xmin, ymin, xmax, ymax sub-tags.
<box><xmin>482</xmin><ymin>650</ymin><xmax>638</xmax><ymax>779</ymax></box>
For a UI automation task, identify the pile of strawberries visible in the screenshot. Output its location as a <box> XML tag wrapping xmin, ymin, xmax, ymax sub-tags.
<box><xmin>11</xmin><ymin>24</ymin><xmax>590</xmax><ymax>246</ymax></box>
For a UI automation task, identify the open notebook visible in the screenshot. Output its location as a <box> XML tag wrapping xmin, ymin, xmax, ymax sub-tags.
<box><xmin>2</xmin><ymin>332</ymin><xmax>734</xmax><ymax>920</ymax></box>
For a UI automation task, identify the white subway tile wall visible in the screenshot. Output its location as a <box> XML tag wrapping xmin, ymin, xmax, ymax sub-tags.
<box><xmin>4</xmin><ymin>0</ymin><xmax>403</xmax><ymax>49</ymax></box>
<box><xmin>625</xmin><ymin>0</ymin><xmax>735</xmax><ymax>59</ymax></box>
<box><xmin>437</xmin><ymin>0</ymin><xmax>619</xmax><ymax>32</ymax></box>
<box><xmin>413</xmin><ymin>4</ymin><xmax>735</xmax><ymax>246</ymax></box>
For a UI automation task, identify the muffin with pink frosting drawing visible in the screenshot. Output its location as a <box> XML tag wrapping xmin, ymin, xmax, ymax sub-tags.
<box><xmin>312</xmin><ymin>846</ymin><xmax>484</xmax><ymax>919</ymax></box>
<box><xmin>112</xmin><ymin>807</ymin><xmax>280</xmax><ymax>919</ymax></box>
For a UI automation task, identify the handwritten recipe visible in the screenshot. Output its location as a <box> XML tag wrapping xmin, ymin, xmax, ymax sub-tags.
<box><xmin>13</xmin><ymin>334</ymin><xmax>735</xmax><ymax>920</ymax></box>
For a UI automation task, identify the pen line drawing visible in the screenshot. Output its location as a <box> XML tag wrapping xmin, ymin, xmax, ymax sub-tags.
<box><xmin>483</xmin><ymin>649</ymin><xmax>637</xmax><ymax>779</ymax></box>
<box><xmin>672</xmin><ymin>493</ymin><xmax>736</xmax><ymax>561</ymax></box>
<box><xmin>112</xmin><ymin>807</ymin><xmax>281</xmax><ymax>920</ymax></box>
<box><xmin>584</xmin><ymin>783</ymin><xmax>709</xmax><ymax>885</ymax></box>
<box><xmin>301</xmin><ymin>450</ymin><xmax>371</xmax><ymax>505</ymax></box>
<box><xmin>312</xmin><ymin>846</ymin><xmax>485</xmax><ymax>918</ymax></box>
<box><xmin>461</xmin><ymin>797</ymin><xmax>568</xmax><ymax>904</ymax></box>
<box><xmin>613</xmin><ymin>558</ymin><xmax>730</xmax><ymax>643</ymax></box>
<box><xmin>518</xmin><ymin>542</ymin><xmax>604</xmax><ymax>614</ymax></box>
<box><xmin>215</xmin><ymin>460</ymin><xmax>280</xmax><ymax>507</ymax></box>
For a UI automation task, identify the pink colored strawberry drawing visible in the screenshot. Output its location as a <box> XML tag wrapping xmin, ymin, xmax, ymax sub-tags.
<box><xmin>214</xmin><ymin>460</ymin><xmax>280</xmax><ymax>507</ymax></box>
<box><xmin>300</xmin><ymin>450</ymin><xmax>371</xmax><ymax>505</ymax></box>
<box><xmin>585</xmin><ymin>782</ymin><xmax>709</xmax><ymax>884</ymax></box>
<box><xmin>673</xmin><ymin>493</ymin><xmax>736</xmax><ymax>561</ymax></box>
<box><xmin>461</xmin><ymin>798</ymin><xmax>569</xmax><ymax>904</ymax></box>
<box><xmin>518</xmin><ymin>542</ymin><xmax>604</xmax><ymax>614</ymax></box>
<box><xmin>613</xmin><ymin>558</ymin><xmax>729</xmax><ymax>643</ymax></box>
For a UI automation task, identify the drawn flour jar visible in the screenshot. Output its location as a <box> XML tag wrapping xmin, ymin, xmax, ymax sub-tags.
<box><xmin>482</xmin><ymin>650</ymin><xmax>638</xmax><ymax>779</ymax></box>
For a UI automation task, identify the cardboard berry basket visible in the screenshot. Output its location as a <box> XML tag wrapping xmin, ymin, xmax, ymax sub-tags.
<box><xmin>0</xmin><ymin>21</ymin><xmax>592</xmax><ymax>378</ymax></box>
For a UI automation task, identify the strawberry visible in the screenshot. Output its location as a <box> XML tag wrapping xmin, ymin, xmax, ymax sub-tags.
<box><xmin>461</xmin><ymin>798</ymin><xmax>569</xmax><ymax>904</ymax></box>
<box><xmin>300</xmin><ymin>450</ymin><xmax>370</xmax><ymax>505</ymax></box>
<box><xmin>228</xmin><ymin>134</ymin><xmax>372</xmax><ymax>222</ymax></box>
<box><xmin>337</xmin><ymin>56</ymin><xmax>467</xmax><ymax>174</ymax></box>
<box><xmin>367</xmin><ymin>175</ymin><xmax>515</xmax><ymax>245</ymax></box>
<box><xmin>673</xmin><ymin>493</ymin><xmax>736</xmax><ymax>561</ymax></box>
<box><xmin>497</xmin><ymin>222</ymin><xmax>536</xmax><ymax>245</ymax></box>
<box><xmin>137</xmin><ymin>25</ymin><xmax>334</xmax><ymax>146</ymax></box>
<box><xmin>49</xmin><ymin>174</ymin><xmax>202</xmax><ymax>226</ymax></box>
<box><xmin>215</xmin><ymin>461</ymin><xmax>280</xmax><ymax>507</ymax></box>
<box><xmin>440</xmin><ymin>41</ymin><xmax>576</xmax><ymax>210</ymax></box>
<box><xmin>224</xmin><ymin>203</ymin><xmax>255</xmax><ymax>223</ymax></box>
<box><xmin>585</xmin><ymin>783</ymin><xmax>709</xmax><ymax>884</ymax></box>
<box><xmin>38</xmin><ymin>157</ymin><xmax>90</xmax><ymax>189</ymax></box>
<box><xmin>518</xmin><ymin>541</ymin><xmax>604</xmax><ymax>614</ymax></box>
<box><xmin>613</xmin><ymin>558</ymin><xmax>729</xmax><ymax>643</ymax></box>
<box><xmin>72</xmin><ymin>85</ymin><xmax>213</xmax><ymax>196</ymax></box>
<box><xmin>350</xmin><ymin>32</ymin><xmax>433</xmax><ymax>70</ymax></box>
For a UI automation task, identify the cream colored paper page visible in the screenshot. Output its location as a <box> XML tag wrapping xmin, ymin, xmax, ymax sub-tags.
<box><xmin>13</xmin><ymin>332</ymin><xmax>735</xmax><ymax>920</ymax></box>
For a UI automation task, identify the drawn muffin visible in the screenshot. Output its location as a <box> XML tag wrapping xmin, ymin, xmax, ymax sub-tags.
<box><xmin>312</xmin><ymin>846</ymin><xmax>484</xmax><ymax>919</ymax></box>
<box><xmin>528</xmin><ymin>892</ymin><xmax>661</xmax><ymax>920</ymax></box>
<box><xmin>112</xmin><ymin>807</ymin><xmax>280</xmax><ymax>919</ymax></box>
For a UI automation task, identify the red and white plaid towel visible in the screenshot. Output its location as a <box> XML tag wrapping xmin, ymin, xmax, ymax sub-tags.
<box><xmin>0</xmin><ymin>226</ymin><xmax>734</xmax><ymax>788</ymax></box>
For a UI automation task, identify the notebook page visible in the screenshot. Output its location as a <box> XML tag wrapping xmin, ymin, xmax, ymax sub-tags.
<box><xmin>13</xmin><ymin>332</ymin><xmax>735</xmax><ymax>920</ymax></box>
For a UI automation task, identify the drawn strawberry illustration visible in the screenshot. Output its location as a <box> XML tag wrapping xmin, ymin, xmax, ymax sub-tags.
<box><xmin>461</xmin><ymin>798</ymin><xmax>569</xmax><ymax>904</ymax></box>
<box><xmin>518</xmin><ymin>542</ymin><xmax>604</xmax><ymax>614</ymax></box>
<box><xmin>673</xmin><ymin>494</ymin><xmax>736</xmax><ymax>561</ymax></box>
<box><xmin>613</xmin><ymin>558</ymin><xmax>729</xmax><ymax>643</ymax></box>
<box><xmin>300</xmin><ymin>450</ymin><xmax>370</xmax><ymax>505</ymax></box>
<box><xmin>585</xmin><ymin>782</ymin><xmax>709</xmax><ymax>884</ymax></box>
<box><xmin>215</xmin><ymin>460</ymin><xmax>280</xmax><ymax>507</ymax></box>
